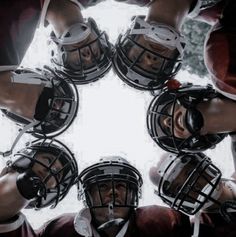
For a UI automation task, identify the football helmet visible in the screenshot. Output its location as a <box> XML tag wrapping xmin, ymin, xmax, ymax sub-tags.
<box><xmin>113</xmin><ymin>15</ymin><xmax>185</xmax><ymax>90</ymax></box>
<box><xmin>9</xmin><ymin>138</ymin><xmax>78</xmax><ymax>209</ymax></box>
<box><xmin>1</xmin><ymin>67</ymin><xmax>78</xmax><ymax>142</ymax></box>
<box><xmin>153</xmin><ymin>152</ymin><xmax>222</xmax><ymax>215</ymax></box>
<box><xmin>147</xmin><ymin>84</ymin><xmax>227</xmax><ymax>153</ymax></box>
<box><xmin>78</xmin><ymin>156</ymin><xmax>143</xmax><ymax>209</ymax></box>
<box><xmin>50</xmin><ymin>17</ymin><xmax>114</xmax><ymax>84</ymax></box>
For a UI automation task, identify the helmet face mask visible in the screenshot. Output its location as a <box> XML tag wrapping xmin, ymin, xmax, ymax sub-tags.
<box><xmin>51</xmin><ymin>18</ymin><xmax>114</xmax><ymax>84</ymax></box>
<box><xmin>157</xmin><ymin>153</ymin><xmax>222</xmax><ymax>215</ymax></box>
<box><xmin>113</xmin><ymin>16</ymin><xmax>184</xmax><ymax>90</ymax></box>
<box><xmin>78</xmin><ymin>156</ymin><xmax>143</xmax><ymax>210</ymax></box>
<box><xmin>1</xmin><ymin>67</ymin><xmax>79</xmax><ymax>138</ymax></box>
<box><xmin>34</xmin><ymin>76</ymin><xmax>79</xmax><ymax>137</ymax></box>
<box><xmin>147</xmin><ymin>84</ymin><xmax>227</xmax><ymax>153</ymax></box>
<box><xmin>11</xmin><ymin>138</ymin><xmax>78</xmax><ymax>209</ymax></box>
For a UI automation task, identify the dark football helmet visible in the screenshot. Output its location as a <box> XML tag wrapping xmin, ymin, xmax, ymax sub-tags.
<box><xmin>147</xmin><ymin>84</ymin><xmax>227</xmax><ymax>153</ymax></box>
<box><xmin>10</xmin><ymin>138</ymin><xmax>78</xmax><ymax>209</ymax></box>
<box><xmin>50</xmin><ymin>17</ymin><xmax>114</xmax><ymax>84</ymax></box>
<box><xmin>1</xmin><ymin>67</ymin><xmax>79</xmax><ymax>138</ymax></box>
<box><xmin>154</xmin><ymin>152</ymin><xmax>222</xmax><ymax>215</ymax></box>
<box><xmin>78</xmin><ymin>156</ymin><xmax>143</xmax><ymax>208</ymax></box>
<box><xmin>78</xmin><ymin>156</ymin><xmax>143</xmax><ymax>229</ymax></box>
<box><xmin>113</xmin><ymin>15</ymin><xmax>185</xmax><ymax>91</ymax></box>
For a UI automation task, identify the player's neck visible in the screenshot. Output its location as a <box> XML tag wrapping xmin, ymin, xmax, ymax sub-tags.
<box><xmin>146</xmin><ymin>0</ymin><xmax>195</xmax><ymax>30</ymax></box>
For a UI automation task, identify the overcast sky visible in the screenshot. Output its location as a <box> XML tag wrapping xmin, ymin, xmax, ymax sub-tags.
<box><xmin>0</xmin><ymin>0</ymin><xmax>234</xmax><ymax>228</ymax></box>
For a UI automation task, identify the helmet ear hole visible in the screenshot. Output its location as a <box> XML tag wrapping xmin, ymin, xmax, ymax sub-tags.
<box><xmin>180</xmin><ymin>156</ymin><xmax>189</xmax><ymax>164</ymax></box>
<box><xmin>162</xmin><ymin>180</ymin><xmax>171</xmax><ymax>194</ymax></box>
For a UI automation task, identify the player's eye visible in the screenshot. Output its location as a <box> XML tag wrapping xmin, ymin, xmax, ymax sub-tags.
<box><xmin>115</xmin><ymin>182</ymin><xmax>126</xmax><ymax>190</ymax></box>
<box><xmin>98</xmin><ymin>183</ymin><xmax>109</xmax><ymax>191</ymax></box>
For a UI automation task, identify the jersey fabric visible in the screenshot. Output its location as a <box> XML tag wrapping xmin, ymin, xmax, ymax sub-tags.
<box><xmin>0</xmin><ymin>0</ymin><xmax>104</xmax><ymax>72</ymax></box>
<box><xmin>201</xmin><ymin>0</ymin><xmax>236</xmax><ymax>100</ymax></box>
<box><xmin>0</xmin><ymin>206</ymin><xmax>192</xmax><ymax>237</ymax></box>
<box><xmin>199</xmin><ymin>212</ymin><xmax>236</xmax><ymax>237</ymax></box>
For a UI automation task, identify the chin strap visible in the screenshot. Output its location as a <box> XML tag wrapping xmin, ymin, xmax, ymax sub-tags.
<box><xmin>97</xmin><ymin>203</ymin><xmax>125</xmax><ymax>230</ymax></box>
<box><xmin>0</xmin><ymin>120</ymin><xmax>39</xmax><ymax>157</ymax></box>
<box><xmin>192</xmin><ymin>211</ymin><xmax>201</xmax><ymax>237</ymax></box>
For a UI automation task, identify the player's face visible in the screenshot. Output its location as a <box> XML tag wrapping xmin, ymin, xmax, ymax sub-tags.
<box><xmin>163</xmin><ymin>162</ymin><xmax>215</xmax><ymax>202</ymax></box>
<box><xmin>32</xmin><ymin>152</ymin><xmax>63</xmax><ymax>189</ymax></box>
<box><xmin>89</xmin><ymin>181</ymin><xmax>131</xmax><ymax>224</ymax></box>
<box><xmin>63</xmin><ymin>31</ymin><xmax>101</xmax><ymax>70</ymax></box>
<box><xmin>127</xmin><ymin>35</ymin><xmax>175</xmax><ymax>74</ymax></box>
<box><xmin>47</xmin><ymin>97</ymin><xmax>65</xmax><ymax>122</ymax></box>
<box><xmin>159</xmin><ymin>103</ymin><xmax>192</xmax><ymax>139</ymax></box>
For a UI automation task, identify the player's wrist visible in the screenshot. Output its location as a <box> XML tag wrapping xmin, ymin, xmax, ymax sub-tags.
<box><xmin>16</xmin><ymin>170</ymin><xmax>46</xmax><ymax>200</ymax></box>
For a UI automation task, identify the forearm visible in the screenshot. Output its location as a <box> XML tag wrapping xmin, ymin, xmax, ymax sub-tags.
<box><xmin>0</xmin><ymin>172</ymin><xmax>28</xmax><ymax>222</ymax></box>
<box><xmin>0</xmin><ymin>71</ymin><xmax>43</xmax><ymax>120</ymax></box>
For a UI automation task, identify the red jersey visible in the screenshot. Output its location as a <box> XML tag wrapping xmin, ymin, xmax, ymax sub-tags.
<box><xmin>203</xmin><ymin>0</ymin><xmax>236</xmax><ymax>100</ymax></box>
<box><xmin>199</xmin><ymin>212</ymin><xmax>236</xmax><ymax>237</ymax></box>
<box><xmin>0</xmin><ymin>206</ymin><xmax>191</xmax><ymax>237</ymax></box>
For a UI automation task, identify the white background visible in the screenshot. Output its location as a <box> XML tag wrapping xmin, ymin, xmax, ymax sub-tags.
<box><xmin>0</xmin><ymin>0</ymin><xmax>234</xmax><ymax>229</ymax></box>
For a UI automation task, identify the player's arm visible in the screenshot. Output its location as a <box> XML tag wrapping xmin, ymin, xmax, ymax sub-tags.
<box><xmin>0</xmin><ymin>166</ymin><xmax>46</xmax><ymax>222</ymax></box>
<box><xmin>0</xmin><ymin>170</ymin><xmax>28</xmax><ymax>222</ymax></box>
<box><xmin>0</xmin><ymin>71</ymin><xmax>44</xmax><ymax>120</ymax></box>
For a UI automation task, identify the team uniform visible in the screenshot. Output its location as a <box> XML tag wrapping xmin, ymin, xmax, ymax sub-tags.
<box><xmin>198</xmin><ymin>212</ymin><xmax>236</xmax><ymax>237</ymax></box>
<box><xmin>198</xmin><ymin>0</ymin><xmax>236</xmax><ymax>101</ymax></box>
<box><xmin>0</xmin><ymin>0</ymin><xmax>105</xmax><ymax>72</ymax></box>
<box><xmin>0</xmin><ymin>206</ymin><xmax>191</xmax><ymax>237</ymax></box>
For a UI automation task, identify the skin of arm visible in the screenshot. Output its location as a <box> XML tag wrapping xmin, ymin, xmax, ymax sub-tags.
<box><xmin>0</xmin><ymin>171</ymin><xmax>28</xmax><ymax>222</ymax></box>
<box><xmin>0</xmin><ymin>71</ymin><xmax>44</xmax><ymax>120</ymax></box>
